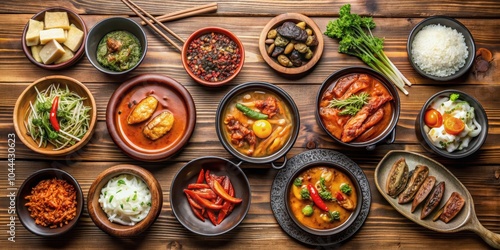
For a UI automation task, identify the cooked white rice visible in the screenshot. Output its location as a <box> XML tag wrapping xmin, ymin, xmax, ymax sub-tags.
<box><xmin>411</xmin><ymin>24</ymin><xmax>468</xmax><ymax>77</ymax></box>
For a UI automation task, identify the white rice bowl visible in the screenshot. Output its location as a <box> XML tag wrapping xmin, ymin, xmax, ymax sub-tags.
<box><xmin>411</xmin><ymin>24</ymin><xmax>468</xmax><ymax>77</ymax></box>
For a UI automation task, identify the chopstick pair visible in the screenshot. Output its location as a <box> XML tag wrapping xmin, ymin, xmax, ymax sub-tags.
<box><xmin>140</xmin><ymin>2</ymin><xmax>218</xmax><ymax>25</ymax></box>
<box><xmin>121</xmin><ymin>0</ymin><xmax>185</xmax><ymax>52</ymax></box>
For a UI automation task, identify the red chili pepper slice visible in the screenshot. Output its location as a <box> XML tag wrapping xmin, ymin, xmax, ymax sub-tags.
<box><xmin>212</xmin><ymin>180</ymin><xmax>242</xmax><ymax>204</ymax></box>
<box><xmin>336</xmin><ymin>191</ymin><xmax>345</xmax><ymax>201</ymax></box>
<box><xmin>50</xmin><ymin>96</ymin><xmax>60</xmax><ymax>132</ymax></box>
<box><xmin>185</xmin><ymin>192</ymin><xmax>204</xmax><ymax>222</ymax></box>
<box><xmin>187</xmin><ymin>183</ymin><xmax>210</xmax><ymax>190</ymax></box>
<box><xmin>206</xmin><ymin>209</ymin><xmax>218</xmax><ymax>225</ymax></box>
<box><xmin>196</xmin><ymin>169</ymin><xmax>205</xmax><ymax>184</ymax></box>
<box><xmin>188</xmin><ymin>188</ymin><xmax>217</xmax><ymax>200</ymax></box>
<box><xmin>184</xmin><ymin>189</ymin><xmax>223</xmax><ymax>210</ymax></box>
<box><xmin>307</xmin><ymin>184</ymin><xmax>329</xmax><ymax>211</ymax></box>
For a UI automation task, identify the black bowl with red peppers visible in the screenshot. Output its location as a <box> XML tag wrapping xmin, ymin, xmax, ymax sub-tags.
<box><xmin>216</xmin><ymin>81</ymin><xmax>300</xmax><ymax>169</ymax></box>
<box><xmin>182</xmin><ymin>27</ymin><xmax>245</xmax><ymax>87</ymax></box>
<box><xmin>170</xmin><ymin>156</ymin><xmax>251</xmax><ymax>236</ymax></box>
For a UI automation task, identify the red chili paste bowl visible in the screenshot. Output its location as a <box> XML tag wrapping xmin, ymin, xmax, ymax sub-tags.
<box><xmin>182</xmin><ymin>27</ymin><xmax>245</xmax><ymax>87</ymax></box>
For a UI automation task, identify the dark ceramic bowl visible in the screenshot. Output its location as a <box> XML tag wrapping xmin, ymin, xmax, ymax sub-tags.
<box><xmin>216</xmin><ymin>82</ymin><xmax>300</xmax><ymax>169</ymax></box>
<box><xmin>170</xmin><ymin>156</ymin><xmax>251</xmax><ymax>236</ymax></box>
<box><xmin>258</xmin><ymin>13</ymin><xmax>324</xmax><ymax>76</ymax></box>
<box><xmin>17</xmin><ymin>168</ymin><xmax>83</xmax><ymax>237</ymax></box>
<box><xmin>415</xmin><ymin>90</ymin><xmax>488</xmax><ymax>159</ymax></box>
<box><xmin>106</xmin><ymin>74</ymin><xmax>196</xmax><ymax>162</ymax></box>
<box><xmin>22</xmin><ymin>7</ymin><xmax>87</xmax><ymax>70</ymax></box>
<box><xmin>85</xmin><ymin>17</ymin><xmax>147</xmax><ymax>75</ymax></box>
<box><xmin>316</xmin><ymin>67</ymin><xmax>400</xmax><ymax>150</ymax></box>
<box><xmin>284</xmin><ymin>161</ymin><xmax>363</xmax><ymax>236</ymax></box>
<box><xmin>182</xmin><ymin>27</ymin><xmax>244</xmax><ymax>87</ymax></box>
<box><xmin>87</xmin><ymin>164</ymin><xmax>163</xmax><ymax>237</ymax></box>
<box><xmin>407</xmin><ymin>16</ymin><xmax>475</xmax><ymax>81</ymax></box>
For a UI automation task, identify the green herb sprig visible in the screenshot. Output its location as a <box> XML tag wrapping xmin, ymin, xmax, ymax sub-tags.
<box><xmin>328</xmin><ymin>92</ymin><xmax>369</xmax><ymax>115</ymax></box>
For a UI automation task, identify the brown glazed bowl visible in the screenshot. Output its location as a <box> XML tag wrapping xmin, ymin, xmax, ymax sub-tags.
<box><xmin>170</xmin><ymin>156</ymin><xmax>251</xmax><ymax>236</ymax></box>
<box><xmin>87</xmin><ymin>164</ymin><xmax>163</xmax><ymax>237</ymax></box>
<box><xmin>415</xmin><ymin>89</ymin><xmax>488</xmax><ymax>159</ymax></box>
<box><xmin>17</xmin><ymin>168</ymin><xmax>84</xmax><ymax>237</ymax></box>
<box><xmin>215</xmin><ymin>81</ymin><xmax>300</xmax><ymax>169</ymax></box>
<box><xmin>13</xmin><ymin>75</ymin><xmax>97</xmax><ymax>156</ymax></box>
<box><xmin>22</xmin><ymin>7</ymin><xmax>87</xmax><ymax>70</ymax></box>
<box><xmin>259</xmin><ymin>13</ymin><xmax>324</xmax><ymax>75</ymax></box>
<box><xmin>315</xmin><ymin>67</ymin><xmax>400</xmax><ymax>150</ymax></box>
<box><xmin>106</xmin><ymin>74</ymin><xmax>196</xmax><ymax>162</ymax></box>
<box><xmin>182</xmin><ymin>27</ymin><xmax>245</xmax><ymax>87</ymax></box>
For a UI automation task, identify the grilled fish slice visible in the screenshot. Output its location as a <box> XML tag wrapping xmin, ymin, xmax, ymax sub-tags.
<box><xmin>421</xmin><ymin>181</ymin><xmax>445</xmax><ymax>219</ymax></box>
<box><xmin>386</xmin><ymin>157</ymin><xmax>409</xmax><ymax>198</ymax></box>
<box><xmin>398</xmin><ymin>165</ymin><xmax>429</xmax><ymax>204</ymax></box>
<box><xmin>127</xmin><ymin>96</ymin><xmax>158</xmax><ymax>124</ymax></box>
<box><xmin>143</xmin><ymin>110</ymin><xmax>174</xmax><ymax>140</ymax></box>
<box><xmin>411</xmin><ymin>176</ymin><xmax>436</xmax><ymax>213</ymax></box>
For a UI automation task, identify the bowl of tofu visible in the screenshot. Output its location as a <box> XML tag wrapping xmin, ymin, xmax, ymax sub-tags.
<box><xmin>22</xmin><ymin>7</ymin><xmax>87</xmax><ymax>70</ymax></box>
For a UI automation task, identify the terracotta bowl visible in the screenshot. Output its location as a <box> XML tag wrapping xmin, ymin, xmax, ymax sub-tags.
<box><xmin>85</xmin><ymin>17</ymin><xmax>147</xmax><ymax>75</ymax></box>
<box><xmin>17</xmin><ymin>168</ymin><xmax>84</xmax><ymax>237</ymax></box>
<box><xmin>106</xmin><ymin>74</ymin><xmax>196</xmax><ymax>162</ymax></box>
<box><xmin>315</xmin><ymin>67</ymin><xmax>400</xmax><ymax>150</ymax></box>
<box><xmin>22</xmin><ymin>7</ymin><xmax>87</xmax><ymax>70</ymax></box>
<box><xmin>415</xmin><ymin>90</ymin><xmax>488</xmax><ymax>159</ymax></box>
<box><xmin>182</xmin><ymin>27</ymin><xmax>245</xmax><ymax>87</ymax></box>
<box><xmin>87</xmin><ymin>164</ymin><xmax>163</xmax><ymax>237</ymax></box>
<box><xmin>285</xmin><ymin>161</ymin><xmax>363</xmax><ymax>236</ymax></box>
<box><xmin>13</xmin><ymin>75</ymin><xmax>97</xmax><ymax>156</ymax></box>
<box><xmin>170</xmin><ymin>156</ymin><xmax>251</xmax><ymax>236</ymax></box>
<box><xmin>215</xmin><ymin>82</ymin><xmax>300</xmax><ymax>169</ymax></box>
<box><xmin>259</xmin><ymin>13</ymin><xmax>324</xmax><ymax>75</ymax></box>
<box><xmin>407</xmin><ymin>16</ymin><xmax>475</xmax><ymax>81</ymax></box>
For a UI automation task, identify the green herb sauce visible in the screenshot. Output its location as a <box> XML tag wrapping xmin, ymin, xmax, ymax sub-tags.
<box><xmin>96</xmin><ymin>30</ymin><xmax>142</xmax><ymax>72</ymax></box>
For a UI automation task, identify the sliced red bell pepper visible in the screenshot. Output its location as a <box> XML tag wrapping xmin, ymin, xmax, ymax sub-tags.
<box><xmin>196</xmin><ymin>169</ymin><xmax>205</xmax><ymax>184</ymax></box>
<box><xmin>212</xmin><ymin>180</ymin><xmax>242</xmax><ymax>204</ymax></box>
<box><xmin>189</xmin><ymin>188</ymin><xmax>217</xmax><ymax>200</ymax></box>
<box><xmin>185</xmin><ymin>192</ymin><xmax>203</xmax><ymax>210</ymax></box>
<box><xmin>307</xmin><ymin>184</ymin><xmax>329</xmax><ymax>211</ymax></box>
<box><xmin>207</xmin><ymin>209</ymin><xmax>218</xmax><ymax>225</ymax></box>
<box><xmin>185</xmin><ymin>192</ymin><xmax>204</xmax><ymax>221</ymax></box>
<box><xmin>187</xmin><ymin>183</ymin><xmax>210</xmax><ymax>189</ymax></box>
<box><xmin>184</xmin><ymin>189</ymin><xmax>223</xmax><ymax>210</ymax></box>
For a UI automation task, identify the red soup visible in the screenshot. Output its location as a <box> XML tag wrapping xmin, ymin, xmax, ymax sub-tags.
<box><xmin>116</xmin><ymin>83</ymin><xmax>188</xmax><ymax>152</ymax></box>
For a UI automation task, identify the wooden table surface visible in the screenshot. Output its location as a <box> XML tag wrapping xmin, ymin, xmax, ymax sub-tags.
<box><xmin>1</xmin><ymin>0</ymin><xmax>499</xmax><ymax>249</ymax></box>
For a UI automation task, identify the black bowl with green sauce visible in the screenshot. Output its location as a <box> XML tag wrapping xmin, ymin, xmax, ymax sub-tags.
<box><xmin>85</xmin><ymin>17</ymin><xmax>147</xmax><ymax>75</ymax></box>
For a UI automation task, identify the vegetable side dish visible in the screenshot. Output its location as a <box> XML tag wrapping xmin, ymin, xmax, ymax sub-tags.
<box><xmin>25</xmin><ymin>83</ymin><xmax>92</xmax><ymax>150</ymax></box>
<box><xmin>97</xmin><ymin>30</ymin><xmax>142</xmax><ymax>72</ymax></box>
<box><xmin>319</xmin><ymin>73</ymin><xmax>394</xmax><ymax>143</ymax></box>
<box><xmin>184</xmin><ymin>169</ymin><xmax>242</xmax><ymax>225</ymax></box>
<box><xmin>185</xmin><ymin>32</ymin><xmax>242</xmax><ymax>82</ymax></box>
<box><xmin>222</xmin><ymin>90</ymin><xmax>294</xmax><ymax>157</ymax></box>
<box><xmin>25</xmin><ymin>178</ymin><xmax>78</xmax><ymax>228</ymax></box>
<box><xmin>289</xmin><ymin>166</ymin><xmax>357</xmax><ymax>230</ymax></box>
<box><xmin>98</xmin><ymin>174</ymin><xmax>152</xmax><ymax>226</ymax></box>
<box><xmin>423</xmin><ymin>93</ymin><xmax>482</xmax><ymax>152</ymax></box>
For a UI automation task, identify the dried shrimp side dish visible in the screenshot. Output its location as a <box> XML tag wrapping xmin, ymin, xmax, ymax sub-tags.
<box><xmin>222</xmin><ymin>90</ymin><xmax>294</xmax><ymax>157</ymax></box>
<box><xmin>25</xmin><ymin>83</ymin><xmax>91</xmax><ymax>150</ymax></box>
<box><xmin>25</xmin><ymin>178</ymin><xmax>78</xmax><ymax>228</ymax></box>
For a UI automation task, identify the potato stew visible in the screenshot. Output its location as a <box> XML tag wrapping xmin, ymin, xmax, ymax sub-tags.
<box><xmin>289</xmin><ymin>166</ymin><xmax>357</xmax><ymax>230</ymax></box>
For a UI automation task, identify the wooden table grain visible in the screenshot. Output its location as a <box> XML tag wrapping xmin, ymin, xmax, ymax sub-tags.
<box><xmin>1</xmin><ymin>1</ymin><xmax>499</xmax><ymax>249</ymax></box>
